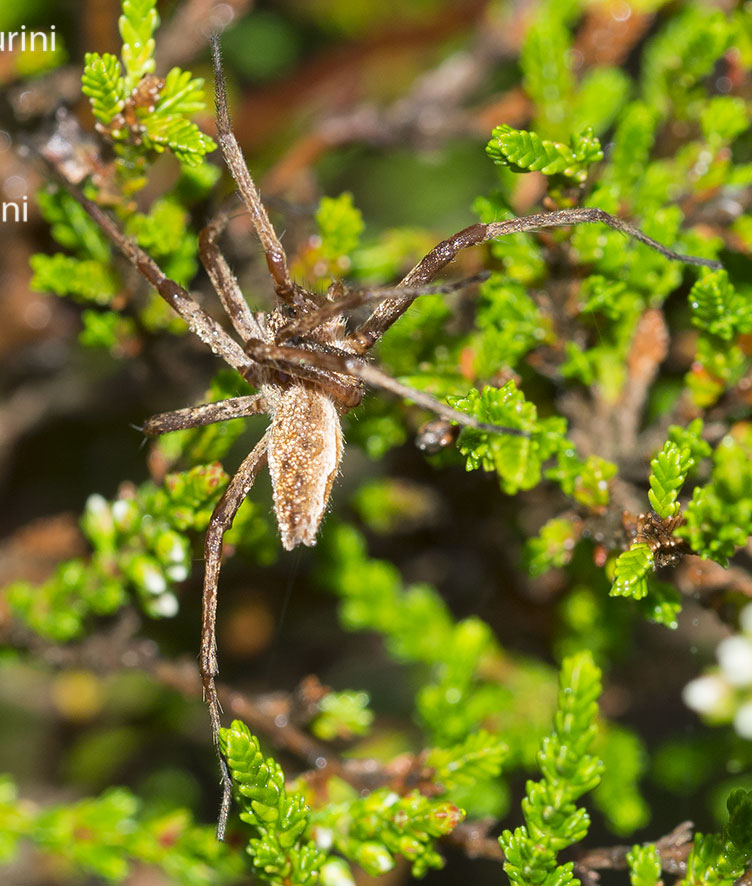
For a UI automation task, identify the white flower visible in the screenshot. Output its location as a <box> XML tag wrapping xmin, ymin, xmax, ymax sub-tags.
<box><xmin>150</xmin><ymin>592</ymin><xmax>179</xmax><ymax>617</ymax></box>
<box><xmin>143</xmin><ymin>566</ymin><xmax>167</xmax><ymax>595</ymax></box>
<box><xmin>734</xmin><ymin>700</ymin><xmax>752</xmax><ymax>739</ymax></box>
<box><xmin>683</xmin><ymin>674</ymin><xmax>731</xmax><ymax>715</ymax></box>
<box><xmin>740</xmin><ymin>603</ymin><xmax>752</xmax><ymax>635</ymax></box>
<box><xmin>718</xmin><ymin>635</ymin><xmax>752</xmax><ymax>686</ymax></box>
<box><xmin>166</xmin><ymin>563</ymin><xmax>189</xmax><ymax>582</ymax></box>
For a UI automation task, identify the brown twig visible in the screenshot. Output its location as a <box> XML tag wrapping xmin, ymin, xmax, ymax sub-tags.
<box><xmin>575</xmin><ymin>819</ymin><xmax>694</xmax><ymax>878</ymax></box>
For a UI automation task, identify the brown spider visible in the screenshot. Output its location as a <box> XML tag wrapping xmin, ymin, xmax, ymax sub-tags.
<box><xmin>623</xmin><ymin>510</ymin><xmax>693</xmax><ymax>569</ymax></box>
<box><xmin>45</xmin><ymin>36</ymin><xmax>720</xmax><ymax>838</ymax></box>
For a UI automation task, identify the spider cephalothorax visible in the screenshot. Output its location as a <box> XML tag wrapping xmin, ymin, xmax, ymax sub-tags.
<box><xmin>44</xmin><ymin>34</ymin><xmax>720</xmax><ymax>838</ymax></box>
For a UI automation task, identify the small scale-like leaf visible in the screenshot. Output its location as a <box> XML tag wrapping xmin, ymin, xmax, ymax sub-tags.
<box><xmin>648</xmin><ymin>441</ymin><xmax>693</xmax><ymax>519</ymax></box>
<box><xmin>143</xmin><ymin>115</ymin><xmax>217</xmax><ymax>165</ymax></box>
<box><xmin>486</xmin><ymin>125</ymin><xmax>581</xmax><ymax>178</ymax></box>
<box><xmin>30</xmin><ymin>253</ymin><xmax>119</xmax><ymax>305</ymax></box>
<box><xmin>316</xmin><ymin>192</ymin><xmax>364</xmax><ymax>262</ymax></box>
<box><xmin>626</xmin><ymin>844</ymin><xmax>662</xmax><ymax>886</ymax></box>
<box><xmin>500</xmin><ymin>652</ymin><xmax>602</xmax><ymax>886</ymax></box>
<box><xmin>157</xmin><ymin>67</ymin><xmax>208</xmax><ymax>116</ymax></box>
<box><xmin>81</xmin><ymin>52</ymin><xmax>125</xmax><ymax>124</ymax></box>
<box><xmin>610</xmin><ymin>544</ymin><xmax>654</xmax><ymax>600</ymax></box>
<box><xmin>689</xmin><ymin>270</ymin><xmax>752</xmax><ymax>341</ymax></box>
<box><xmin>451</xmin><ymin>382</ymin><xmax>567</xmax><ymax>495</ymax></box>
<box><xmin>678</xmin><ymin>429</ymin><xmax>752</xmax><ymax>565</ymax></box>
<box><xmin>426</xmin><ymin>731</ymin><xmax>508</xmax><ymax>789</ymax></box>
<box><xmin>119</xmin><ymin>0</ymin><xmax>159</xmax><ymax>89</ymax></box>
<box><xmin>525</xmin><ymin>517</ymin><xmax>581</xmax><ymax>577</ymax></box>
<box><xmin>218</xmin><ymin>720</ymin><xmax>325</xmax><ymax>885</ymax></box>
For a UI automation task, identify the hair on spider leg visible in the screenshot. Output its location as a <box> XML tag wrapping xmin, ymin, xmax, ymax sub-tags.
<box><xmin>274</xmin><ymin>270</ymin><xmax>492</xmax><ymax>344</ymax></box>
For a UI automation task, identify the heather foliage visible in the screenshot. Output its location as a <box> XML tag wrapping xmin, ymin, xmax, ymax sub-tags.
<box><xmin>3</xmin><ymin>0</ymin><xmax>752</xmax><ymax>883</ymax></box>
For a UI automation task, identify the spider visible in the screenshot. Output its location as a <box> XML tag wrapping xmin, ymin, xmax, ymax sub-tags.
<box><xmin>624</xmin><ymin>510</ymin><xmax>693</xmax><ymax>569</ymax></box>
<box><xmin>46</xmin><ymin>36</ymin><xmax>720</xmax><ymax>838</ymax></box>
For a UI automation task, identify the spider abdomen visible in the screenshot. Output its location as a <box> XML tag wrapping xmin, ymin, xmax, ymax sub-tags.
<box><xmin>266</xmin><ymin>384</ymin><xmax>343</xmax><ymax>550</ymax></box>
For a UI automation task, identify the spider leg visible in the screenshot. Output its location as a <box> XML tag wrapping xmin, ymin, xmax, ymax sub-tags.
<box><xmin>45</xmin><ymin>161</ymin><xmax>258</xmax><ymax>380</ymax></box>
<box><xmin>210</xmin><ymin>36</ymin><xmax>298</xmax><ymax>306</ymax></box>
<box><xmin>143</xmin><ymin>394</ymin><xmax>267</xmax><ymax>436</ymax></box>
<box><xmin>199</xmin><ymin>207</ymin><xmax>265</xmax><ymax>342</ymax></box>
<box><xmin>274</xmin><ymin>273</ymin><xmax>489</xmax><ymax>345</ymax></box>
<box><xmin>201</xmin><ymin>432</ymin><xmax>269</xmax><ymax>840</ymax></box>
<box><xmin>244</xmin><ymin>338</ymin><xmax>528</xmax><ymax>437</ymax></box>
<box><xmin>353</xmin><ymin>208</ymin><xmax>723</xmax><ymax>348</ymax></box>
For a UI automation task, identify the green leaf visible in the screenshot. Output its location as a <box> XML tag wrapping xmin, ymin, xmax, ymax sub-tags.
<box><xmin>570</xmin><ymin>67</ymin><xmax>630</xmax><ymax>136</ymax></box>
<box><xmin>680</xmin><ymin>789</ymin><xmax>752</xmax><ymax>886</ymax></box>
<box><xmin>500</xmin><ymin>651</ymin><xmax>603</xmax><ymax>886</ymax></box>
<box><xmin>29</xmin><ymin>253</ymin><xmax>119</xmax><ymax>305</ymax></box>
<box><xmin>5</xmin><ymin>462</ymin><xmax>233</xmax><ymax>641</ymax></box>
<box><xmin>642</xmin><ymin>6</ymin><xmax>731</xmax><ymax>115</ymax></box>
<box><xmin>157</xmin><ymin>67</ymin><xmax>209</xmax><ymax>116</ymax></box>
<box><xmin>78</xmin><ymin>308</ymin><xmax>137</xmax><ymax>352</ymax></box>
<box><xmin>311</xmin><ymin>690</ymin><xmax>373</xmax><ymax>741</ymax></box>
<box><xmin>627</xmin><ymin>844</ymin><xmax>662</xmax><ymax>886</ymax></box>
<box><xmin>639</xmin><ymin>581</ymin><xmax>682</xmax><ymax>630</ymax></box>
<box><xmin>667</xmin><ymin>420</ymin><xmax>711</xmax><ymax>469</ymax></box>
<box><xmin>580</xmin><ymin>275</ymin><xmax>641</xmax><ymax>323</ymax></box>
<box><xmin>526</xmin><ymin>517</ymin><xmax>581</xmax><ymax>577</ymax></box>
<box><xmin>119</xmin><ymin>0</ymin><xmax>159</xmax><ymax>90</ymax></box>
<box><xmin>316</xmin><ymin>192</ymin><xmax>365</xmax><ymax>263</ymax></box>
<box><xmin>472</xmin><ymin>276</ymin><xmax>551</xmax><ymax>375</ymax></box>
<box><xmin>520</xmin><ymin>15</ymin><xmax>574</xmax><ymax>138</ymax></box>
<box><xmin>313</xmin><ymin>787</ymin><xmax>463</xmax><ymax>879</ymax></box>
<box><xmin>451</xmin><ymin>382</ymin><xmax>567</xmax><ymax>495</ymax></box>
<box><xmin>678</xmin><ymin>429</ymin><xmax>752</xmax><ymax>565</ymax></box>
<box><xmin>125</xmin><ymin>196</ymin><xmax>194</xmax><ymax>264</ymax></box>
<box><xmin>486</xmin><ymin>125</ymin><xmax>599</xmax><ymax>183</ymax></box>
<box><xmin>686</xmin><ymin>335</ymin><xmax>749</xmax><ymax>408</ymax></box>
<box><xmin>610</xmin><ymin>544</ymin><xmax>654</xmax><ymax>600</ymax></box>
<box><xmin>607</xmin><ymin>101</ymin><xmax>659</xmax><ymax>194</ymax></box>
<box><xmin>592</xmin><ymin>725</ymin><xmax>649</xmax><ymax>836</ymax></box>
<box><xmin>548</xmin><ymin>450</ymin><xmax>618</xmax><ymax>511</ymax></box>
<box><xmin>648</xmin><ymin>440</ymin><xmax>693</xmax><ymax>518</ymax></box>
<box><xmin>36</xmin><ymin>187</ymin><xmax>112</xmax><ymax>262</ymax></box>
<box><xmin>219</xmin><ymin>720</ymin><xmax>325</xmax><ymax>885</ymax></box>
<box><xmin>316</xmin><ymin>525</ymin><xmax>558</xmax><ymax>749</ymax></box>
<box><xmin>0</xmin><ymin>778</ymin><xmax>242</xmax><ymax>884</ymax></box>
<box><xmin>82</xmin><ymin>52</ymin><xmax>125</xmax><ymax>124</ymax></box>
<box><xmin>700</xmin><ymin>96</ymin><xmax>750</xmax><ymax>146</ymax></box>
<box><xmin>142</xmin><ymin>114</ymin><xmax>217</xmax><ymax>166</ymax></box>
<box><xmin>689</xmin><ymin>270</ymin><xmax>752</xmax><ymax>341</ymax></box>
<box><xmin>426</xmin><ymin>731</ymin><xmax>508</xmax><ymax>790</ymax></box>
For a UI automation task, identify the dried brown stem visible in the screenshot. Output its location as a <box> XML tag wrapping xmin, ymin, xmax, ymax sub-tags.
<box><xmin>575</xmin><ymin>819</ymin><xmax>694</xmax><ymax>877</ymax></box>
